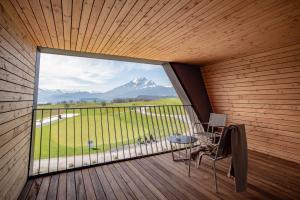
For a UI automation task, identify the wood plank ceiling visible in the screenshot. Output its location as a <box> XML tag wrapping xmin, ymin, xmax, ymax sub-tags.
<box><xmin>4</xmin><ymin>0</ymin><xmax>300</xmax><ymax>64</ymax></box>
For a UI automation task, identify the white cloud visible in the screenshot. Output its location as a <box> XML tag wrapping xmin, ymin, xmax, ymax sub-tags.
<box><xmin>39</xmin><ymin>53</ymin><xmax>171</xmax><ymax>92</ymax></box>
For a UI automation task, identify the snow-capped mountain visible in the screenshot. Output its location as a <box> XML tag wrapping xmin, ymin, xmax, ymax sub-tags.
<box><xmin>131</xmin><ymin>77</ymin><xmax>157</xmax><ymax>88</ymax></box>
<box><xmin>38</xmin><ymin>77</ymin><xmax>177</xmax><ymax>104</ymax></box>
<box><xmin>102</xmin><ymin>77</ymin><xmax>175</xmax><ymax>100</ymax></box>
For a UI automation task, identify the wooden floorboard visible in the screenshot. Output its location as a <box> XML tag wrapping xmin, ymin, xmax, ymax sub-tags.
<box><xmin>88</xmin><ymin>168</ymin><xmax>107</xmax><ymax>200</ymax></box>
<box><xmin>19</xmin><ymin>151</ymin><xmax>300</xmax><ymax>200</ymax></box>
<box><xmin>56</xmin><ymin>173</ymin><xmax>66</xmax><ymax>200</ymax></box>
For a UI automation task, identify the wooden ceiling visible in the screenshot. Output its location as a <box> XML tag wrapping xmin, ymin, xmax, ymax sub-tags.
<box><xmin>2</xmin><ymin>0</ymin><xmax>300</xmax><ymax>64</ymax></box>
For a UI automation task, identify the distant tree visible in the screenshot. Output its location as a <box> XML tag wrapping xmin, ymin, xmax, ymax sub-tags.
<box><xmin>112</xmin><ymin>98</ymin><xmax>126</xmax><ymax>103</ymax></box>
<box><xmin>101</xmin><ymin>101</ymin><xmax>107</xmax><ymax>107</ymax></box>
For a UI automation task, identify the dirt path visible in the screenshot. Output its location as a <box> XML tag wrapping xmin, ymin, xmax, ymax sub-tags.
<box><xmin>36</xmin><ymin>113</ymin><xmax>80</xmax><ymax>128</ymax></box>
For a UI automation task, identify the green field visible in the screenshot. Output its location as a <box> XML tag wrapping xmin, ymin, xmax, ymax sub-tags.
<box><xmin>33</xmin><ymin>98</ymin><xmax>191</xmax><ymax>159</ymax></box>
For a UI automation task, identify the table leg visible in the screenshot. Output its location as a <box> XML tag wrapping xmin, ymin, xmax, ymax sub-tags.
<box><xmin>188</xmin><ymin>142</ymin><xmax>193</xmax><ymax>177</ymax></box>
<box><xmin>185</xmin><ymin>145</ymin><xmax>188</xmax><ymax>159</ymax></box>
<box><xmin>170</xmin><ymin>142</ymin><xmax>175</xmax><ymax>161</ymax></box>
<box><xmin>178</xmin><ymin>143</ymin><xmax>181</xmax><ymax>159</ymax></box>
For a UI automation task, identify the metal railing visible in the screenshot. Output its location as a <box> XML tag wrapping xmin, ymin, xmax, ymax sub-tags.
<box><xmin>29</xmin><ymin>105</ymin><xmax>201</xmax><ymax>176</ymax></box>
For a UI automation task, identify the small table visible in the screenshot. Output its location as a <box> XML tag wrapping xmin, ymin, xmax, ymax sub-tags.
<box><xmin>168</xmin><ymin>135</ymin><xmax>198</xmax><ymax>176</ymax></box>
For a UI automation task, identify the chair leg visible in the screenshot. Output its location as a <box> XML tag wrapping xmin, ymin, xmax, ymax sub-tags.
<box><xmin>197</xmin><ymin>154</ymin><xmax>203</xmax><ymax>168</ymax></box>
<box><xmin>195</xmin><ymin>154</ymin><xmax>199</xmax><ymax>168</ymax></box>
<box><xmin>212</xmin><ymin>160</ymin><xmax>218</xmax><ymax>192</ymax></box>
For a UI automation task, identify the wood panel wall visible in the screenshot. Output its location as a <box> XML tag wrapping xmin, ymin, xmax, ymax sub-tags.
<box><xmin>201</xmin><ymin>44</ymin><xmax>300</xmax><ymax>163</ymax></box>
<box><xmin>0</xmin><ymin>1</ymin><xmax>36</xmax><ymax>199</ymax></box>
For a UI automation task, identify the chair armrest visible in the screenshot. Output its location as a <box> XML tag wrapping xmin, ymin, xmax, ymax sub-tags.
<box><xmin>193</xmin><ymin>122</ymin><xmax>208</xmax><ymax>125</ymax></box>
<box><xmin>212</xmin><ymin>126</ymin><xmax>225</xmax><ymax>135</ymax></box>
<box><xmin>213</xmin><ymin>131</ymin><xmax>222</xmax><ymax>135</ymax></box>
<box><xmin>212</xmin><ymin>126</ymin><xmax>226</xmax><ymax>131</ymax></box>
<box><xmin>193</xmin><ymin>122</ymin><xmax>205</xmax><ymax>129</ymax></box>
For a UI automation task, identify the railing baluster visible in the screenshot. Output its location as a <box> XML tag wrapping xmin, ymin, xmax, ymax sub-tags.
<box><xmin>134</xmin><ymin>107</ymin><xmax>143</xmax><ymax>156</ymax></box>
<box><xmin>65</xmin><ymin>108</ymin><xmax>68</xmax><ymax>169</ymax></box>
<box><xmin>173</xmin><ymin>106</ymin><xmax>182</xmax><ymax>158</ymax></box>
<box><xmin>170</xmin><ymin>106</ymin><xmax>180</xmax><ymax>134</ymax></box>
<box><xmin>57</xmin><ymin>109</ymin><xmax>60</xmax><ymax>171</ymax></box>
<box><xmin>152</xmin><ymin>106</ymin><xmax>164</xmax><ymax>152</ymax></box>
<box><xmin>123</xmin><ymin>107</ymin><xmax>131</xmax><ymax>158</ymax></box>
<box><xmin>38</xmin><ymin>110</ymin><xmax>44</xmax><ymax>174</ymax></box>
<box><xmin>99</xmin><ymin>108</ymin><xmax>105</xmax><ymax>163</ymax></box>
<box><xmin>48</xmin><ymin>109</ymin><xmax>52</xmax><ymax>173</ymax></box>
<box><xmin>183</xmin><ymin>105</ymin><xmax>193</xmax><ymax>137</ymax></box>
<box><xmin>175</xmin><ymin>105</ymin><xmax>184</xmax><ymax>135</ymax></box>
<box><xmin>87</xmin><ymin>108</ymin><xmax>91</xmax><ymax>165</ymax></box>
<box><xmin>118</xmin><ymin>107</ymin><xmax>125</xmax><ymax>159</ymax></box>
<box><xmin>184</xmin><ymin>106</ymin><xmax>192</xmax><ymax>136</ymax></box>
<box><xmin>144</xmin><ymin>106</ymin><xmax>153</xmax><ymax>154</ymax></box>
<box><xmin>148</xmin><ymin>106</ymin><xmax>159</xmax><ymax>153</ymax></box>
<box><xmin>166</xmin><ymin>106</ymin><xmax>175</xmax><ymax>134</ymax></box>
<box><xmin>188</xmin><ymin>106</ymin><xmax>200</xmax><ymax>144</ymax></box>
<box><xmin>190</xmin><ymin>105</ymin><xmax>201</xmax><ymax>141</ymax></box>
<box><xmin>162</xmin><ymin>106</ymin><xmax>172</xmax><ymax>150</ymax></box>
<box><xmin>162</xmin><ymin>106</ymin><xmax>170</xmax><ymax>136</ymax></box>
<box><xmin>80</xmin><ymin>109</ymin><xmax>83</xmax><ymax>166</ymax></box>
<box><xmin>143</xmin><ymin>106</ymin><xmax>153</xmax><ymax>154</ymax></box>
<box><xmin>73</xmin><ymin>109</ymin><xmax>76</xmax><ymax>168</ymax></box>
<box><xmin>139</xmin><ymin>107</ymin><xmax>148</xmax><ymax>155</ymax></box>
<box><xmin>157</xmin><ymin>106</ymin><xmax>168</xmax><ymax>151</ymax></box>
<box><xmin>168</xmin><ymin>106</ymin><xmax>179</xmax><ymax>153</ymax></box>
<box><xmin>179</xmin><ymin>106</ymin><xmax>186</xmax><ymax>135</ymax></box>
<box><xmin>129</xmin><ymin>107</ymin><xmax>137</xmax><ymax>157</ymax></box>
<box><xmin>106</xmin><ymin>108</ymin><xmax>112</xmax><ymax>161</ymax></box>
<box><xmin>112</xmin><ymin>108</ymin><xmax>119</xmax><ymax>160</ymax></box>
<box><xmin>93</xmin><ymin>108</ymin><xmax>99</xmax><ymax>163</ymax></box>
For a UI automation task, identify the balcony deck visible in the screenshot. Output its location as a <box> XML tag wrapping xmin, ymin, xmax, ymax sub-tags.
<box><xmin>19</xmin><ymin>150</ymin><xmax>300</xmax><ymax>200</ymax></box>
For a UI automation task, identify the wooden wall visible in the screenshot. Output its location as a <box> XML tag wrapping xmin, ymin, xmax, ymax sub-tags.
<box><xmin>201</xmin><ymin>44</ymin><xmax>300</xmax><ymax>163</ymax></box>
<box><xmin>0</xmin><ymin>1</ymin><xmax>36</xmax><ymax>199</ymax></box>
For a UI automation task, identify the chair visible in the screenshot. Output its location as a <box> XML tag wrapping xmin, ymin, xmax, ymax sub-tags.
<box><xmin>193</xmin><ymin>113</ymin><xmax>227</xmax><ymax>144</ymax></box>
<box><xmin>194</xmin><ymin>126</ymin><xmax>231</xmax><ymax>192</ymax></box>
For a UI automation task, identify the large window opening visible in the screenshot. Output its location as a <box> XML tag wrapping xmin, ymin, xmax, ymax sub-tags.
<box><xmin>38</xmin><ymin>53</ymin><xmax>180</xmax><ymax>106</ymax></box>
<box><xmin>31</xmin><ymin>52</ymin><xmax>199</xmax><ymax>175</ymax></box>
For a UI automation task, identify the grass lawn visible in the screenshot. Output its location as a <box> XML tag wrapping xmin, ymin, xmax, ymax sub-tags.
<box><xmin>33</xmin><ymin>98</ymin><xmax>192</xmax><ymax>160</ymax></box>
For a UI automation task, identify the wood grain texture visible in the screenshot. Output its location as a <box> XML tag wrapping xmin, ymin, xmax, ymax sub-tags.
<box><xmin>18</xmin><ymin>151</ymin><xmax>300</xmax><ymax>199</ymax></box>
<box><xmin>0</xmin><ymin>0</ymin><xmax>36</xmax><ymax>199</ymax></box>
<box><xmin>5</xmin><ymin>0</ymin><xmax>300</xmax><ymax>64</ymax></box>
<box><xmin>202</xmin><ymin>44</ymin><xmax>300</xmax><ymax>163</ymax></box>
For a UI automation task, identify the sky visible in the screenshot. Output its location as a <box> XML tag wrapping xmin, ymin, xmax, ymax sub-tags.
<box><xmin>39</xmin><ymin>53</ymin><xmax>172</xmax><ymax>92</ymax></box>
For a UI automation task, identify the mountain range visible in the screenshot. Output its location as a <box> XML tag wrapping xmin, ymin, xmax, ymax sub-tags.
<box><xmin>38</xmin><ymin>77</ymin><xmax>177</xmax><ymax>104</ymax></box>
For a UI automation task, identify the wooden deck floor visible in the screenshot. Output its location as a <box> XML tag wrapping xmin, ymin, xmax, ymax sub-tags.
<box><xmin>19</xmin><ymin>151</ymin><xmax>300</xmax><ymax>200</ymax></box>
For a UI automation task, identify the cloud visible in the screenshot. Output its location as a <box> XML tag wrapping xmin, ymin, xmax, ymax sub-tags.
<box><xmin>39</xmin><ymin>53</ymin><xmax>171</xmax><ymax>92</ymax></box>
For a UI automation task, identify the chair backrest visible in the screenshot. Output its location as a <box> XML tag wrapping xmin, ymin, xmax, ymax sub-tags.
<box><xmin>208</xmin><ymin>113</ymin><xmax>226</xmax><ymax>127</ymax></box>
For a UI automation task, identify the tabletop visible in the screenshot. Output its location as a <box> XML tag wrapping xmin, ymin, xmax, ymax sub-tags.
<box><xmin>168</xmin><ymin>135</ymin><xmax>198</xmax><ymax>144</ymax></box>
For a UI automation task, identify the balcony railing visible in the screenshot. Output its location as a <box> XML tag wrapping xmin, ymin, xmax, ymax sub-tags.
<box><xmin>29</xmin><ymin>105</ymin><xmax>201</xmax><ymax>176</ymax></box>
